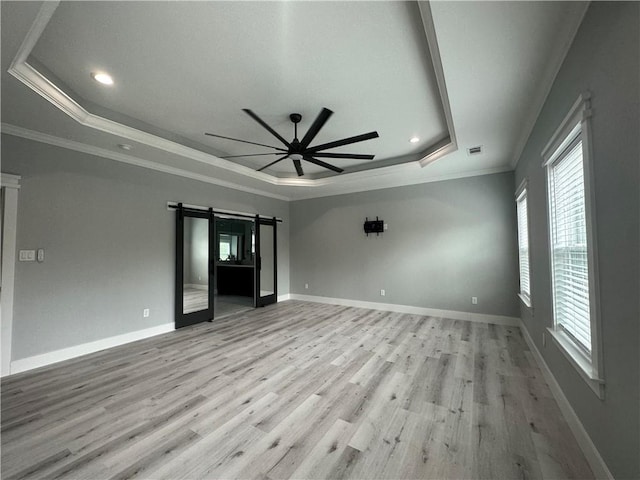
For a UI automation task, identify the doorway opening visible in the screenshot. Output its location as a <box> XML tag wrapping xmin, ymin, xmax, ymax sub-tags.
<box><xmin>214</xmin><ymin>217</ymin><xmax>255</xmax><ymax>318</ymax></box>
<box><xmin>174</xmin><ymin>204</ymin><xmax>278</xmax><ymax>328</ymax></box>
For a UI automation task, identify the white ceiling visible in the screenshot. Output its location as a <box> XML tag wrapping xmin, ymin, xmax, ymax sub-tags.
<box><xmin>1</xmin><ymin>1</ymin><xmax>588</xmax><ymax>201</ymax></box>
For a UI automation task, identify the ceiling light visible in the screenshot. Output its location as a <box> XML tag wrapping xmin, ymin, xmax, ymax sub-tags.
<box><xmin>118</xmin><ymin>144</ymin><xmax>132</xmax><ymax>151</ymax></box>
<box><xmin>91</xmin><ymin>71</ymin><xmax>114</xmax><ymax>85</ymax></box>
<box><xmin>409</xmin><ymin>136</ymin><xmax>420</xmax><ymax>143</ymax></box>
<box><xmin>289</xmin><ymin>153</ymin><xmax>303</xmax><ymax>161</ymax></box>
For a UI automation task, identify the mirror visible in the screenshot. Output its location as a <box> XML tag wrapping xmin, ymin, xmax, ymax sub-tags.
<box><xmin>259</xmin><ymin>223</ymin><xmax>275</xmax><ymax>298</ymax></box>
<box><xmin>182</xmin><ymin>216</ymin><xmax>209</xmax><ymax>314</ymax></box>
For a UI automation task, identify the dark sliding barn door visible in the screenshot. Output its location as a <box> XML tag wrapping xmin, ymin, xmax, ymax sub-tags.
<box><xmin>175</xmin><ymin>205</ymin><xmax>215</xmax><ymax>328</ymax></box>
<box><xmin>255</xmin><ymin>216</ymin><xmax>277</xmax><ymax>307</ymax></box>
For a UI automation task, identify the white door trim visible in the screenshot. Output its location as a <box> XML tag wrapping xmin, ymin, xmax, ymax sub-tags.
<box><xmin>1</xmin><ymin>173</ymin><xmax>21</xmax><ymax>377</ymax></box>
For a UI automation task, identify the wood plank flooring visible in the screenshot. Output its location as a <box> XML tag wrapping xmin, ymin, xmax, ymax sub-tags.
<box><xmin>183</xmin><ymin>287</ymin><xmax>208</xmax><ymax>314</ymax></box>
<box><xmin>215</xmin><ymin>295</ymin><xmax>254</xmax><ymax>319</ymax></box>
<box><xmin>1</xmin><ymin>300</ymin><xmax>593</xmax><ymax>479</ymax></box>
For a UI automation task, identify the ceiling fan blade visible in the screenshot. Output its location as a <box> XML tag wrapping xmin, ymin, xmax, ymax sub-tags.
<box><xmin>242</xmin><ymin>109</ymin><xmax>291</xmax><ymax>148</ymax></box>
<box><xmin>303</xmin><ymin>155</ymin><xmax>344</xmax><ymax>174</ymax></box>
<box><xmin>257</xmin><ymin>155</ymin><xmax>289</xmax><ymax>172</ymax></box>
<box><xmin>221</xmin><ymin>152</ymin><xmax>281</xmax><ymax>159</ymax></box>
<box><xmin>299</xmin><ymin>108</ymin><xmax>333</xmax><ymax>149</ymax></box>
<box><xmin>306</xmin><ymin>131</ymin><xmax>379</xmax><ymax>154</ymax></box>
<box><xmin>312</xmin><ymin>152</ymin><xmax>375</xmax><ymax>160</ymax></box>
<box><xmin>205</xmin><ymin>132</ymin><xmax>287</xmax><ymax>152</ymax></box>
<box><xmin>293</xmin><ymin>159</ymin><xmax>304</xmax><ymax>177</ymax></box>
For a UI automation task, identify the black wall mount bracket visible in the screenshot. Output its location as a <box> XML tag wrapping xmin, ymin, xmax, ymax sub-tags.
<box><xmin>364</xmin><ymin>217</ymin><xmax>384</xmax><ymax>236</ymax></box>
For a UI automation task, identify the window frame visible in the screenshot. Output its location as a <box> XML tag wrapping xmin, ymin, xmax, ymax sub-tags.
<box><xmin>541</xmin><ymin>92</ymin><xmax>604</xmax><ymax>399</ymax></box>
<box><xmin>515</xmin><ymin>179</ymin><xmax>532</xmax><ymax>308</ymax></box>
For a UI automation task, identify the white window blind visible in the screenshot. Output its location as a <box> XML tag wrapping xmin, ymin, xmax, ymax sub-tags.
<box><xmin>548</xmin><ymin>136</ymin><xmax>591</xmax><ymax>353</ymax></box>
<box><xmin>516</xmin><ymin>191</ymin><xmax>530</xmax><ymax>300</ymax></box>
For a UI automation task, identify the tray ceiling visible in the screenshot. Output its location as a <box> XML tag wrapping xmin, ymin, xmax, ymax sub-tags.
<box><xmin>1</xmin><ymin>1</ymin><xmax>589</xmax><ymax>200</ymax></box>
<box><xmin>29</xmin><ymin>1</ymin><xmax>450</xmax><ymax>178</ymax></box>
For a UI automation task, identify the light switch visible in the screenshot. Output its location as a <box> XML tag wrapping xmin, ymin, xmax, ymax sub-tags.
<box><xmin>37</xmin><ymin>249</ymin><xmax>45</xmax><ymax>262</ymax></box>
<box><xmin>19</xmin><ymin>250</ymin><xmax>36</xmax><ymax>262</ymax></box>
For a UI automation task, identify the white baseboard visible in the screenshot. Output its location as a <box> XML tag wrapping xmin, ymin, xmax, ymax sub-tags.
<box><xmin>277</xmin><ymin>293</ymin><xmax>291</xmax><ymax>303</ymax></box>
<box><xmin>287</xmin><ymin>294</ymin><xmax>520</xmax><ymax>326</ymax></box>
<box><xmin>519</xmin><ymin>322</ymin><xmax>613</xmax><ymax>480</ymax></box>
<box><xmin>10</xmin><ymin>323</ymin><xmax>175</xmax><ymax>375</ymax></box>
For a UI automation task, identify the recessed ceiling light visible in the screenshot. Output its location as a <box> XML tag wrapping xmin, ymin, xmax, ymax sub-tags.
<box><xmin>118</xmin><ymin>144</ymin><xmax>132</xmax><ymax>151</ymax></box>
<box><xmin>91</xmin><ymin>71</ymin><xmax>114</xmax><ymax>85</ymax></box>
<box><xmin>409</xmin><ymin>136</ymin><xmax>420</xmax><ymax>143</ymax></box>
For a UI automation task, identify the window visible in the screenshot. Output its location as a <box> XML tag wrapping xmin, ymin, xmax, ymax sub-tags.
<box><xmin>548</xmin><ymin>138</ymin><xmax>591</xmax><ymax>351</ymax></box>
<box><xmin>515</xmin><ymin>182</ymin><xmax>531</xmax><ymax>307</ymax></box>
<box><xmin>219</xmin><ymin>237</ymin><xmax>231</xmax><ymax>260</ymax></box>
<box><xmin>218</xmin><ymin>234</ymin><xmax>238</xmax><ymax>260</ymax></box>
<box><xmin>542</xmin><ymin>92</ymin><xmax>603</xmax><ymax>398</ymax></box>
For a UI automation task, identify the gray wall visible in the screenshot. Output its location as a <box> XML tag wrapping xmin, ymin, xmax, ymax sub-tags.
<box><xmin>514</xmin><ymin>3</ymin><xmax>639</xmax><ymax>478</ymax></box>
<box><xmin>2</xmin><ymin>134</ymin><xmax>290</xmax><ymax>360</ymax></box>
<box><xmin>290</xmin><ymin>172</ymin><xmax>520</xmax><ymax>318</ymax></box>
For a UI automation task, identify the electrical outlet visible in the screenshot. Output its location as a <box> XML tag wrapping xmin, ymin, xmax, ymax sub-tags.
<box><xmin>384</xmin><ymin>223</ymin><xmax>388</xmax><ymax>231</ymax></box>
<box><xmin>19</xmin><ymin>250</ymin><xmax>36</xmax><ymax>262</ymax></box>
<box><xmin>143</xmin><ymin>308</ymin><xmax>150</xmax><ymax>318</ymax></box>
<box><xmin>305</xmin><ymin>283</ymin><xmax>309</xmax><ymax>289</ymax></box>
<box><xmin>380</xmin><ymin>289</ymin><xmax>385</xmax><ymax>296</ymax></box>
<box><xmin>471</xmin><ymin>296</ymin><xmax>478</xmax><ymax>305</ymax></box>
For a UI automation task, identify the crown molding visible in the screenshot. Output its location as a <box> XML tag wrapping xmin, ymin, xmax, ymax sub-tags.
<box><xmin>8</xmin><ymin>1</ymin><xmax>461</xmax><ymax>192</ymax></box>
<box><xmin>5</xmin><ymin>1</ymin><xmax>294</xmax><ymax>187</ymax></box>
<box><xmin>5</xmin><ymin>1</ymin><xmax>511</xmax><ymax>202</ymax></box>
<box><xmin>2</xmin><ymin>122</ymin><xmax>514</xmax><ymax>203</ymax></box>
<box><xmin>9</xmin><ymin>58</ymin><xmax>450</xmax><ymax>192</ymax></box>
<box><xmin>8</xmin><ymin>1</ymin><xmax>59</xmax><ymax>69</ymax></box>
<box><xmin>10</xmin><ymin>61</ymin><xmax>284</xmax><ymax>185</ymax></box>
<box><xmin>510</xmin><ymin>2</ymin><xmax>589</xmax><ymax>169</ymax></box>
<box><xmin>417</xmin><ymin>1</ymin><xmax>458</xmax><ymax>167</ymax></box>
<box><xmin>0</xmin><ymin>123</ymin><xmax>290</xmax><ymax>201</ymax></box>
<box><xmin>289</xmin><ymin>165</ymin><xmax>514</xmax><ymax>201</ymax></box>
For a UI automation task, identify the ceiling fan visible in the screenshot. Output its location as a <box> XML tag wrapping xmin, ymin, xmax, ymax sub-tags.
<box><xmin>205</xmin><ymin>108</ymin><xmax>379</xmax><ymax>176</ymax></box>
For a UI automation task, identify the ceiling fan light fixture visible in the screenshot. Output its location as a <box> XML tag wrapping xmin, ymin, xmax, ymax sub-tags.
<box><xmin>91</xmin><ymin>71</ymin><xmax>114</xmax><ymax>85</ymax></box>
<box><xmin>289</xmin><ymin>153</ymin><xmax>303</xmax><ymax>161</ymax></box>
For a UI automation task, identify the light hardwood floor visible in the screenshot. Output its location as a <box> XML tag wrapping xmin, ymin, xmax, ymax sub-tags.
<box><xmin>1</xmin><ymin>301</ymin><xmax>593</xmax><ymax>480</ymax></box>
<box><xmin>183</xmin><ymin>289</ymin><xmax>253</xmax><ymax>317</ymax></box>
<box><xmin>183</xmin><ymin>287</ymin><xmax>208</xmax><ymax>314</ymax></box>
<box><xmin>215</xmin><ymin>295</ymin><xmax>254</xmax><ymax>319</ymax></box>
